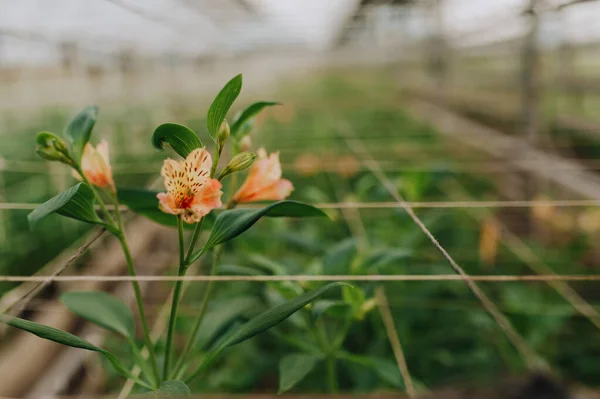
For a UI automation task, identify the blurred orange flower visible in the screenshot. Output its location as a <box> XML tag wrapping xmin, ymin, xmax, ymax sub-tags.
<box><xmin>73</xmin><ymin>140</ymin><xmax>115</xmax><ymax>192</ymax></box>
<box><xmin>479</xmin><ymin>216</ymin><xmax>500</xmax><ymax>267</ymax></box>
<box><xmin>294</xmin><ymin>153</ymin><xmax>321</xmax><ymax>177</ymax></box>
<box><xmin>157</xmin><ymin>148</ymin><xmax>223</xmax><ymax>223</ymax></box>
<box><xmin>233</xmin><ymin>148</ymin><xmax>293</xmax><ymax>203</ymax></box>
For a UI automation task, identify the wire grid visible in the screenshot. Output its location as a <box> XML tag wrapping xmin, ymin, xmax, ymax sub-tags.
<box><xmin>2</xmin><ymin>1</ymin><xmax>600</xmax><ymax>395</ymax></box>
<box><xmin>3</xmin><ymin>105</ymin><xmax>600</xmax><ymax>394</ymax></box>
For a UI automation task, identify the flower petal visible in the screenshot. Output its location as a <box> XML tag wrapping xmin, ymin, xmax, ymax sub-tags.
<box><xmin>244</xmin><ymin>179</ymin><xmax>294</xmax><ymax>202</ymax></box>
<box><xmin>157</xmin><ymin>192</ymin><xmax>180</xmax><ymax>215</ymax></box>
<box><xmin>184</xmin><ymin>148</ymin><xmax>212</xmax><ymax>192</ymax></box>
<box><xmin>233</xmin><ymin>149</ymin><xmax>287</xmax><ymax>203</ymax></box>
<box><xmin>191</xmin><ymin>179</ymin><xmax>223</xmax><ymax>216</ymax></box>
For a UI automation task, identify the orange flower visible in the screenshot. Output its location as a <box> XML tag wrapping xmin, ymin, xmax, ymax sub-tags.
<box><xmin>233</xmin><ymin>148</ymin><xmax>293</xmax><ymax>203</ymax></box>
<box><xmin>157</xmin><ymin>148</ymin><xmax>223</xmax><ymax>223</ymax></box>
<box><xmin>73</xmin><ymin>140</ymin><xmax>115</xmax><ymax>192</ymax></box>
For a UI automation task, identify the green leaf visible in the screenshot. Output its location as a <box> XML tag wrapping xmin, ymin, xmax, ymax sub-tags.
<box><xmin>203</xmin><ymin>200</ymin><xmax>326</xmax><ymax>252</ymax></box>
<box><xmin>152</xmin><ymin>123</ymin><xmax>203</xmax><ymax>158</ymax></box>
<box><xmin>27</xmin><ymin>183</ymin><xmax>107</xmax><ymax>230</ymax></box>
<box><xmin>231</xmin><ymin>101</ymin><xmax>279</xmax><ymax>138</ymax></box>
<box><xmin>341</xmin><ymin>353</ymin><xmax>405</xmax><ymax>388</ymax></box>
<box><xmin>194</xmin><ymin>296</ymin><xmax>259</xmax><ymax>350</ymax></box>
<box><xmin>312</xmin><ymin>300</ymin><xmax>351</xmax><ymax>321</ymax></box>
<box><xmin>64</xmin><ymin>106</ymin><xmax>98</xmax><ymax>160</ymax></box>
<box><xmin>155</xmin><ymin>380</ymin><xmax>191</xmax><ymax>397</ymax></box>
<box><xmin>1</xmin><ymin>314</ymin><xmax>104</xmax><ymax>352</ymax></box>
<box><xmin>323</xmin><ymin>238</ymin><xmax>357</xmax><ymax>275</ymax></box>
<box><xmin>343</xmin><ymin>285</ymin><xmax>366</xmax><ymax>318</ymax></box>
<box><xmin>60</xmin><ymin>291</ymin><xmax>134</xmax><ymax>339</ymax></box>
<box><xmin>206</xmin><ymin>74</ymin><xmax>242</xmax><ymax>142</ymax></box>
<box><xmin>218</xmin><ymin>264</ymin><xmax>266</xmax><ymax>276</ymax></box>
<box><xmin>222</xmin><ymin>282</ymin><xmax>350</xmax><ymax>348</ymax></box>
<box><xmin>278</xmin><ymin>353</ymin><xmax>321</xmax><ymax>394</ymax></box>
<box><xmin>1</xmin><ymin>315</ymin><xmax>146</xmax><ymax>386</ymax></box>
<box><xmin>361</xmin><ymin>248</ymin><xmax>412</xmax><ymax>273</ymax></box>
<box><xmin>117</xmin><ymin>187</ymin><xmax>213</xmax><ymax>230</ymax></box>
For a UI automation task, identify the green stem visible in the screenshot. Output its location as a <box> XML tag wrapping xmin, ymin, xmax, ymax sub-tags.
<box><xmin>110</xmin><ymin>192</ymin><xmax>159</xmax><ymax>384</ymax></box>
<box><xmin>325</xmin><ymin>355</ymin><xmax>338</xmax><ymax>394</ymax></box>
<box><xmin>117</xmin><ymin>233</ymin><xmax>161</xmax><ymax>385</ymax></box>
<box><xmin>184</xmin><ymin>349</ymin><xmax>220</xmax><ymax>384</ymax></box>
<box><xmin>172</xmin><ymin>245</ymin><xmax>220</xmax><ymax>379</ymax></box>
<box><xmin>185</xmin><ymin>218</ymin><xmax>204</xmax><ymax>263</ymax></box>
<box><xmin>210</xmin><ymin>149</ymin><xmax>220</xmax><ymax>178</ymax></box>
<box><xmin>128</xmin><ymin>338</ymin><xmax>156</xmax><ymax>388</ymax></box>
<box><xmin>75</xmin><ymin>164</ymin><xmax>116</xmax><ymax>226</ymax></box>
<box><xmin>314</xmin><ymin>319</ymin><xmax>337</xmax><ymax>393</ymax></box>
<box><xmin>163</xmin><ymin>215</ymin><xmax>186</xmax><ymax>381</ymax></box>
<box><xmin>332</xmin><ymin>313</ymin><xmax>353</xmax><ymax>349</ymax></box>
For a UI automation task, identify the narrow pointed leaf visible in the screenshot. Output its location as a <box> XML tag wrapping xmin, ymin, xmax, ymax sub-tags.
<box><xmin>1</xmin><ymin>315</ymin><xmax>143</xmax><ymax>385</ymax></box>
<box><xmin>278</xmin><ymin>353</ymin><xmax>321</xmax><ymax>394</ymax></box>
<box><xmin>185</xmin><ymin>285</ymin><xmax>350</xmax><ymax>383</ymax></box>
<box><xmin>156</xmin><ymin>380</ymin><xmax>191</xmax><ymax>396</ymax></box>
<box><xmin>222</xmin><ymin>282</ymin><xmax>350</xmax><ymax>348</ymax></box>
<box><xmin>231</xmin><ymin>101</ymin><xmax>279</xmax><ymax>138</ymax></box>
<box><xmin>207</xmin><ymin>74</ymin><xmax>242</xmax><ymax>142</ymax></box>
<box><xmin>27</xmin><ymin>183</ymin><xmax>105</xmax><ymax>229</ymax></box>
<box><xmin>152</xmin><ymin>123</ymin><xmax>203</xmax><ymax>158</ymax></box>
<box><xmin>117</xmin><ymin>187</ymin><xmax>213</xmax><ymax>230</ymax></box>
<box><xmin>64</xmin><ymin>106</ymin><xmax>98</xmax><ymax>160</ymax></box>
<box><xmin>204</xmin><ymin>200</ymin><xmax>326</xmax><ymax>251</ymax></box>
<box><xmin>1</xmin><ymin>314</ymin><xmax>103</xmax><ymax>351</ymax></box>
<box><xmin>60</xmin><ymin>291</ymin><xmax>135</xmax><ymax>339</ymax></box>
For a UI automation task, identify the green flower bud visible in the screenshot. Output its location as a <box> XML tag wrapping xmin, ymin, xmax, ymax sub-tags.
<box><xmin>218</xmin><ymin>152</ymin><xmax>255</xmax><ymax>181</ymax></box>
<box><xmin>239</xmin><ymin>135</ymin><xmax>252</xmax><ymax>152</ymax></box>
<box><xmin>217</xmin><ymin>120</ymin><xmax>230</xmax><ymax>155</ymax></box>
<box><xmin>35</xmin><ymin>131</ymin><xmax>74</xmax><ymax>165</ymax></box>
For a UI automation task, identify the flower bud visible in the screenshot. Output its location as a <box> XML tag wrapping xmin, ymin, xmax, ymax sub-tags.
<box><xmin>35</xmin><ymin>131</ymin><xmax>73</xmax><ymax>165</ymax></box>
<box><xmin>217</xmin><ymin>120</ymin><xmax>230</xmax><ymax>154</ymax></box>
<box><xmin>358</xmin><ymin>298</ymin><xmax>377</xmax><ymax>319</ymax></box>
<box><xmin>239</xmin><ymin>135</ymin><xmax>252</xmax><ymax>152</ymax></box>
<box><xmin>218</xmin><ymin>152</ymin><xmax>255</xmax><ymax>181</ymax></box>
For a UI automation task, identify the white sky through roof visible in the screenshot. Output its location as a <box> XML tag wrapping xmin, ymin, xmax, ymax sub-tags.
<box><xmin>1</xmin><ymin>0</ymin><xmax>599</xmax><ymax>66</ymax></box>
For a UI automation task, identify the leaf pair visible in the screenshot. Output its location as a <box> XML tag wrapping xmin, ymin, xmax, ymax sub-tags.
<box><xmin>152</xmin><ymin>75</ymin><xmax>243</xmax><ymax>158</ymax></box>
<box><xmin>152</xmin><ymin>74</ymin><xmax>278</xmax><ymax>158</ymax></box>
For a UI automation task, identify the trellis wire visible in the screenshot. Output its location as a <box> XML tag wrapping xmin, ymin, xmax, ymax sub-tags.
<box><xmin>1</xmin><ymin>199</ymin><xmax>600</xmax><ymax>211</ymax></box>
<box><xmin>446</xmin><ymin>178</ymin><xmax>600</xmax><ymax>333</ymax></box>
<box><xmin>327</xmin><ymin>170</ymin><xmax>416</xmax><ymax>393</ymax></box>
<box><xmin>3</xmin><ymin>274</ymin><xmax>600</xmax><ymax>283</ymax></box>
<box><xmin>335</xmin><ymin>118</ymin><xmax>542</xmax><ymax>369</ymax></box>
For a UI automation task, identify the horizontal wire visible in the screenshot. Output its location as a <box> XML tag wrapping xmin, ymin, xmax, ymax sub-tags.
<box><xmin>1</xmin><ymin>199</ymin><xmax>599</xmax><ymax>211</ymax></box>
<box><xmin>1</xmin><ymin>274</ymin><xmax>599</xmax><ymax>283</ymax></box>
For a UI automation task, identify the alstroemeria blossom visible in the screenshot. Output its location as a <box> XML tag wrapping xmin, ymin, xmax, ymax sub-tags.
<box><xmin>73</xmin><ymin>140</ymin><xmax>115</xmax><ymax>192</ymax></box>
<box><xmin>233</xmin><ymin>148</ymin><xmax>293</xmax><ymax>203</ymax></box>
<box><xmin>157</xmin><ymin>148</ymin><xmax>223</xmax><ymax>223</ymax></box>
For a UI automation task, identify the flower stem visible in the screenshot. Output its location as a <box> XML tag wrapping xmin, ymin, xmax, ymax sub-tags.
<box><xmin>128</xmin><ymin>338</ymin><xmax>156</xmax><ymax>388</ymax></box>
<box><xmin>314</xmin><ymin>320</ymin><xmax>338</xmax><ymax>393</ymax></box>
<box><xmin>185</xmin><ymin>218</ymin><xmax>204</xmax><ymax>263</ymax></box>
<box><xmin>163</xmin><ymin>215</ymin><xmax>186</xmax><ymax>381</ymax></box>
<box><xmin>109</xmin><ymin>193</ymin><xmax>160</xmax><ymax>385</ymax></box>
<box><xmin>117</xmin><ymin>233</ymin><xmax>161</xmax><ymax>385</ymax></box>
<box><xmin>172</xmin><ymin>245</ymin><xmax>220</xmax><ymax>379</ymax></box>
<box><xmin>325</xmin><ymin>355</ymin><xmax>338</xmax><ymax>393</ymax></box>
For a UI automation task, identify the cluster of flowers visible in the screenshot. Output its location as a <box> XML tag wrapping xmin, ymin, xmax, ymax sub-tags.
<box><xmin>73</xmin><ymin>139</ymin><xmax>294</xmax><ymax>221</ymax></box>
